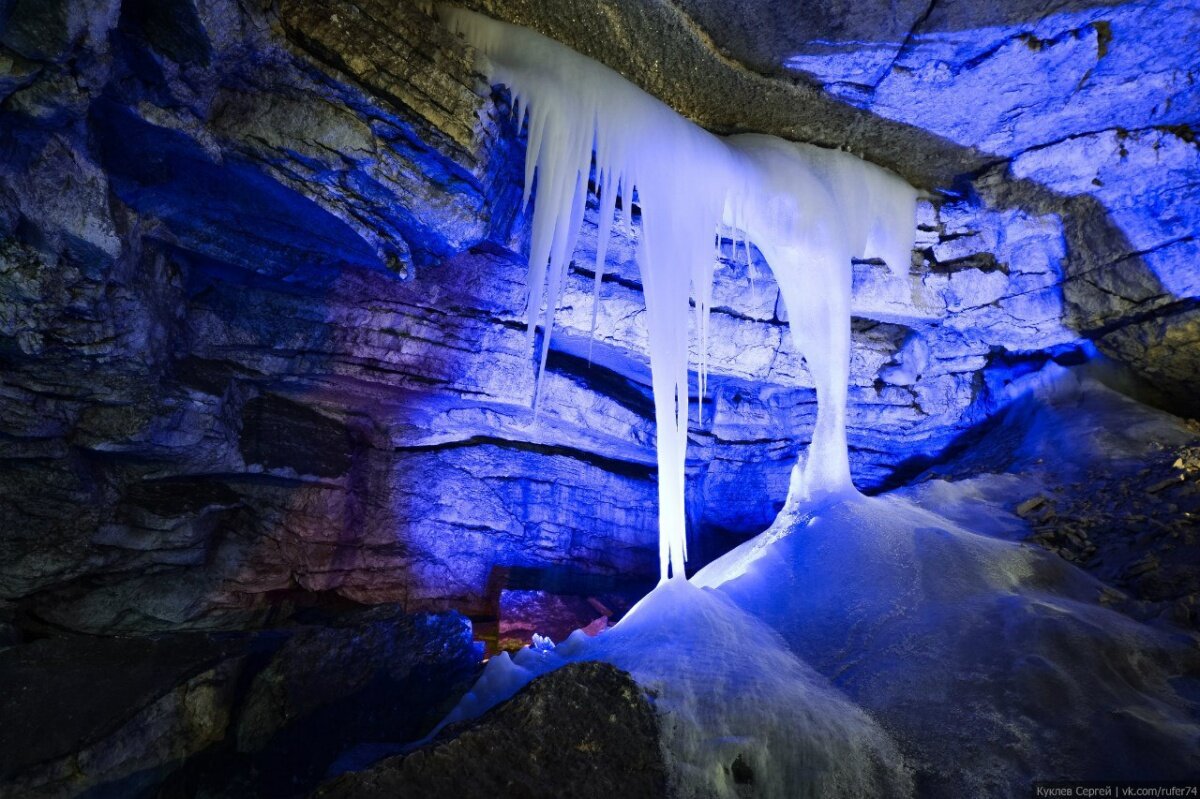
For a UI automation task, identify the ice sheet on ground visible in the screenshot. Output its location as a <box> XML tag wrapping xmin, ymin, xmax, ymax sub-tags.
<box><xmin>437</xmin><ymin>377</ymin><xmax>1200</xmax><ymax>797</ymax></box>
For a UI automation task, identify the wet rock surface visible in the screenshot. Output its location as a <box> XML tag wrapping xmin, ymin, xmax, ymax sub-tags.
<box><xmin>224</xmin><ymin>608</ymin><xmax>480</xmax><ymax>796</ymax></box>
<box><xmin>311</xmin><ymin>660</ymin><xmax>667</xmax><ymax>799</ymax></box>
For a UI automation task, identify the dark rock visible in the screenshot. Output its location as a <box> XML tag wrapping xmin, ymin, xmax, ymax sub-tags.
<box><xmin>312</xmin><ymin>661</ymin><xmax>667</xmax><ymax>799</ymax></box>
<box><xmin>0</xmin><ymin>633</ymin><xmax>246</xmax><ymax>797</ymax></box>
<box><xmin>239</xmin><ymin>394</ymin><xmax>356</xmax><ymax>478</ymax></box>
<box><xmin>118</xmin><ymin>0</ymin><xmax>212</xmax><ymax>66</ymax></box>
<box><xmin>0</xmin><ymin>601</ymin><xmax>18</xmax><ymax>648</ymax></box>
<box><xmin>0</xmin><ymin>0</ymin><xmax>1196</xmax><ymax>637</ymax></box>
<box><xmin>278</xmin><ymin>0</ymin><xmax>481</xmax><ymax>157</ymax></box>
<box><xmin>1015</xmin><ymin>496</ymin><xmax>1048</xmax><ymax>517</ymax></box>
<box><xmin>0</xmin><ymin>607</ymin><xmax>480</xmax><ymax>798</ymax></box>
<box><xmin>729</xmin><ymin>752</ymin><xmax>754</xmax><ymax>785</ymax></box>
<box><xmin>1</xmin><ymin>0</ymin><xmax>75</xmax><ymax>62</ymax></box>
<box><xmin>230</xmin><ymin>608</ymin><xmax>481</xmax><ymax>794</ymax></box>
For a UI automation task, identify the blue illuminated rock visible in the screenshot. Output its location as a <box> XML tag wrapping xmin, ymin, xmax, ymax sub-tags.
<box><xmin>0</xmin><ymin>0</ymin><xmax>1197</xmax><ymax>631</ymax></box>
<box><xmin>0</xmin><ymin>607</ymin><xmax>478</xmax><ymax>797</ymax></box>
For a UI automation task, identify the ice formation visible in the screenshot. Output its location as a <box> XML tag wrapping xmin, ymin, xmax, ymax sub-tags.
<box><xmin>689</xmin><ymin>375</ymin><xmax>1200</xmax><ymax>794</ymax></box>
<box><xmin>440</xmin><ymin>7</ymin><xmax>918</xmax><ymax>580</ymax></box>
<box><xmin>426</xmin><ymin>12</ymin><xmax>1200</xmax><ymax>797</ymax></box>
<box><xmin>437</xmin><ymin>579</ymin><xmax>914</xmax><ymax>799</ymax></box>
<box><xmin>433</xmin><ymin>375</ymin><xmax>1200</xmax><ymax>798</ymax></box>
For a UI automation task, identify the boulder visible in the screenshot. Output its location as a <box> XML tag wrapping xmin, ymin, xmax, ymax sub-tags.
<box><xmin>0</xmin><ymin>607</ymin><xmax>481</xmax><ymax>797</ymax></box>
<box><xmin>312</xmin><ymin>661</ymin><xmax>667</xmax><ymax>799</ymax></box>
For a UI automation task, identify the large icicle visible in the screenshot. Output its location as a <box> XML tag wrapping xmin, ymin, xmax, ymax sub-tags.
<box><xmin>441</xmin><ymin>7</ymin><xmax>917</xmax><ymax>581</ymax></box>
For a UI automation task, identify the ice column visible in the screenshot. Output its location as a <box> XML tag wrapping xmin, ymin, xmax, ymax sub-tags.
<box><xmin>440</xmin><ymin>7</ymin><xmax>917</xmax><ymax>580</ymax></box>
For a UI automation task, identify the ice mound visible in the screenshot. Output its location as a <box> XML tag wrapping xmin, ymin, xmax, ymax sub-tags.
<box><xmin>440</xmin><ymin>578</ymin><xmax>913</xmax><ymax>798</ymax></box>
<box><xmin>696</xmin><ymin>490</ymin><xmax>1200</xmax><ymax>795</ymax></box>
<box><xmin>438</xmin><ymin>377</ymin><xmax>1200</xmax><ymax>797</ymax></box>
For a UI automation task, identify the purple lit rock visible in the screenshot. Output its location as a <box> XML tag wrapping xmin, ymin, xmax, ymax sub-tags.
<box><xmin>1</xmin><ymin>0</ymin><xmax>1198</xmax><ymax>634</ymax></box>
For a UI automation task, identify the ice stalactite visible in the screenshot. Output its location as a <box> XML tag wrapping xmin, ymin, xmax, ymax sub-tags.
<box><xmin>440</xmin><ymin>7</ymin><xmax>917</xmax><ymax>580</ymax></box>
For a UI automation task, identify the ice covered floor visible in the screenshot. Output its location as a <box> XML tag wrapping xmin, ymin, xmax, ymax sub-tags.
<box><xmin>439</xmin><ymin>374</ymin><xmax>1200</xmax><ymax>798</ymax></box>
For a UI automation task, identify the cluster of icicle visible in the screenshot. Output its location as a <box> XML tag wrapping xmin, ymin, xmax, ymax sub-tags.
<box><xmin>440</xmin><ymin>6</ymin><xmax>918</xmax><ymax>581</ymax></box>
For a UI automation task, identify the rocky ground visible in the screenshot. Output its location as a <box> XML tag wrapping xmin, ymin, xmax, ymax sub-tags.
<box><xmin>0</xmin><ymin>607</ymin><xmax>668</xmax><ymax>798</ymax></box>
<box><xmin>1019</xmin><ymin>438</ymin><xmax>1200</xmax><ymax>629</ymax></box>
<box><xmin>313</xmin><ymin>661</ymin><xmax>666</xmax><ymax>799</ymax></box>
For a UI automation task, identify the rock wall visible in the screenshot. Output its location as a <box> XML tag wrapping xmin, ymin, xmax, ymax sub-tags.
<box><xmin>0</xmin><ymin>0</ymin><xmax>1196</xmax><ymax>631</ymax></box>
<box><xmin>465</xmin><ymin>0</ymin><xmax>1200</xmax><ymax>412</ymax></box>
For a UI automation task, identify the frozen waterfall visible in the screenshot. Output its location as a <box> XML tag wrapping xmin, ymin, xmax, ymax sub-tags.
<box><xmin>440</xmin><ymin>6</ymin><xmax>918</xmax><ymax>580</ymax></box>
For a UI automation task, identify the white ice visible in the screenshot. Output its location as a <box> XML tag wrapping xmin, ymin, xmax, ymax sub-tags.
<box><xmin>433</xmin><ymin>374</ymin><xmax>1200</xmax><ymax>797</ymax></box>
<box><xmin>440</xmin><ymin>6</ymin><xmax>918</xmax><ymax>580</ymax></box>
<box><xmin>429</xmin><ymin>12</ymin><xmax>1200</xmax><ymax>797</ymax></box>
<box><xmin>436</xmin><ymin>578</ymin><xmax>913</xmax><ymax>799</ymax></box>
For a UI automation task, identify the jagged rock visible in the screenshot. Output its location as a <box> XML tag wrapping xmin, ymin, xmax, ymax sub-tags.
<box><xmin>234</xmin><ymin>609</ymin><xmax>478</xmax><ymax>759</ymax></box>
<box><xmin>1015</xmin><ymin>496</ymin><xmax>1047</xmax><ymax>517</ymax></box>
<box><xmin>1</xmin><ymin>0</ymin><xmax>1197</xmax><ymax>632</ymax></box>
<box><xmin>311</xmin><ymin>661</ymin><xmax>667</xmax><ymax>799</ymax></box>
<box><xmin>176</xmin><ymin>607</ymin><xmax>483</xmax><ymax>797</ymax></box>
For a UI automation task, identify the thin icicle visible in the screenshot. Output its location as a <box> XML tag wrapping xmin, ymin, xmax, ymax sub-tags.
<box><xmin>587</xmin><ymin>171</ymin><xmax>618</xmax><ymax>364</ymax></box>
